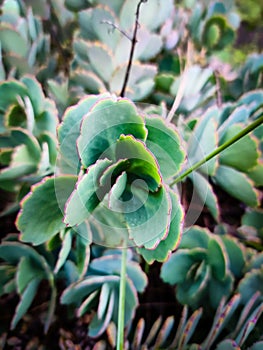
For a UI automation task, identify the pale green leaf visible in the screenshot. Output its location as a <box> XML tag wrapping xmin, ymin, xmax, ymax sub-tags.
<box><xmin>58</xmin><ymin>95</ymin><xmax>108</xmax><ymax>172</ymax></box>
<box><xmin>145</xmin><ymin>116</ymin><xmax>185</xmax><ymax>180</ymax></box>
<box><xmin>207</xmin><ymin>237</ymin><xmax>227</xmax><ymax>281</ymax></box>
<box><xmin>11</xmin><ymin>278</ymin><xmax>41</xmax><ymax>329</ymax></box>
<box><xmin>125</xmin><ymin>185</ymin><xmax>171</xmax><ymax>249</ymax></box>
<box><xmin>17</xmin><ymin>175</ymin><xmax>77</xmax><ymax>245</ymax></box>
<box><xmin>54</xmin><ymin>230</ymin><xmax>73</xmax><ymax>274</ymax></box>
<box><xmin>189</xmin><ymin>171</ymin><xmax>220</xmax><ymax>222</ymax></box>
<box><xmin>221</xmin><ymin>236</ymin><xmax>245</xmax><ymax>278</ymax></box>
<box><xmin>0</xmin><ymin>25</ymin><xmax>28</xmax><ymax>57</ymax></box>
<box><xmin>77</xmin><ymin>97</ymin><xmax>147</xmax><ymax>167</ymax></box>
<box><xmin>219</xmin><ymin>124</ymin><xmax>259</xmax><ymax>172</ymax></box>
<box><xmin>214</xmin><ymin>165</ymin><xmax>260</xmax><ymax>207</ymax></box>
<box><xmin>61</xmin><ymin>275</ymin><xmax>119</xmax><ymax>305</ymax></box>
<box><xmin>115</xmin><ymin>135</ymin><xmax>161</xmax><ymax>191</ymax></box>
<box><xmin>64</xmin><ymin>159</ymin><xmax>112</xmax><ymax>227</ymax></box>
<box><xmin>138</xmin><ymin>190</ymin><xmax>183</xmax><ymax>263</ymax></box>
<box><xmin>208</xmin><ymin>274</ymin><xmax>233</xmax><ymax>309</ymax></box>
<box><xmin>161</xmin><ymin>249</ymin><xmax>196</xmax><ymax>285</ymax></box>
<box><xmin>180</xmin><ymin>226</ymin><xmax>210</xmax><ymax>250</ymax></box>
<box><xmin>16</xmin><ymin>256</ymin><xmax>44</xmax><ymax>295</ymax></box>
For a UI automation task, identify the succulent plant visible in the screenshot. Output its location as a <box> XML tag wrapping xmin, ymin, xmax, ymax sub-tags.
<box><xmin>161</xmin><ymin>226</ymin><xmax>245</xmax><ymax>309</ymax></box>
<box><xmin>239</xmin><ymin>208</ymin><xmax>263</xmax><ymax>245</ymax></box>
<box><xmin>0</xmin><ymin>76</ymin><xmax>58</xmax><ymax>213</ymax></box>
<box><xmin>154</xmin><ymin>63</ymin><xmax>217</xmax><ymax>115</ymax></box>
<box><xmin>0</xmin><ymin>0</ymin><xmax>51</xmax><ymax>79</ymax></box>
<box><xmin>0</xmin><ymin>234</ymin><xmax>56</xmax><ymax>333</ymax></box>
<box><xmin>16</xmin><ymin>94</ymin><xmax>185</xmax><ymax>264</ymax></box>
<box><xmin>61</xmin><ymin>248</ymin><xmax>147</xmax><ymax>337</ymax></box>
<box><xmin>188</xmin><ymin>0</ymin><xmax>240</xmax><ymax>52</ymax></box>
<box><xmin>69</xmin><ymin>0</ymin><xmax>174</xmax><ymax>101</ymax></box>
<box><xmin>237</xmin><ymin>250</ymin><xmax>263</xmax><ymax>305</ymax></box>
<box><xmin>228</xmin><ymin>53</ymin><xmax>263</xmax><ymax>100</ymax></box>
<box><xmin>177</xmin><ymin>90</ymin><xmax>263</xmax><ymax>221</ymax></box>
<box><xmin>94</xmin><ymin>292</ymin><xmax>263</xmax><ymax>349</ymax></box>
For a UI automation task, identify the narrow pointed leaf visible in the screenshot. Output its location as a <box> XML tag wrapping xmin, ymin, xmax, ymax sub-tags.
<box><xmin>11</xmin><ymin>278</ymin><xmax>41</xmax><ymax>330</ymax></box>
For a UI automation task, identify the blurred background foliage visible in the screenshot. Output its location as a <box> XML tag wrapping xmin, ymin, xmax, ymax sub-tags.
<box><xmin>0</xmin><ymin>0</ymin><xmax>262</xmax><ymax>349</ymax></box>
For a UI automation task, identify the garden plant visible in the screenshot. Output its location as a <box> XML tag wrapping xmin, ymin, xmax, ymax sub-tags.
<box><xmin>0</xmin><ymin>0</ymin><xmax>263</xmax><ymax>349</ymax></box>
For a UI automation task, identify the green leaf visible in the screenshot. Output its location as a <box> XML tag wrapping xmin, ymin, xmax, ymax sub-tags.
<box><xmin>189</xmin><ymin>171</ymin><xmax>220</xmax><ymax>222</ymax></box>
<box><xmin>11</xmin><ymin>278</ymin><xmax>41</xmax><ymax>330</ymax></box>
<box><xmin>77</xmin><ymin>290</ymin><xmax>100</xmax><ymax>317</ymax></box>
<box><xmin>85</xmin><ymin>41</ymin><xmax>114</xmax><ymax>83</ymax></box>
<box><xmin>115</xmin><ymin>135</ymin><xmax>161</xmax><ymax>191</ymax></box>
<box><xmin>203</xmin><ymin>294</ymin><xmax>241</xmax><ymax>349</ymax></box>
<box><xmin>161</xmin><ymin>249</ymin><xmax>196</xmax><ymax>285</ymax></box>
<box><xmin>145</xmin><ymin>116</ymin><xmax>185</xmax><ymax>180</ymax></box>
<box><xmin>247</xmin><ymin>163</ymin><xmax>263</xmax><ymax>186</ymax></box>
<box><xmin>176</xmin><ymin>264</ymin><xmax>210</xmax><ymax>307</ymax></box>
<box><xmin>125</xmin><ymin>185</ymin><xmax>171</xmax><ymax>249</ymax></box>
<box><xmin>0</xmin><ymin>145</ymin><xmax>37</xmax><ymax>181</ymax></box>
<box><xmin>208</xmin><ymin>274</ymin><xmax>234</xmax><ymax>309</ymax></box>
<box><xmin>188</xmin><ymin>117</ymin><xmax>218</xmax><ymax>176</ymax></box>
<box><xmin>54</xmin><ymin>230</ymin><xmax>73</xmax><ymax>274</ymax></box>
<box><xmin>79</xmin><ymin>8</ymin><xmax>120</xmax><ymax>50</ymax></box>
<box><xmin>0</xmin><ymin>265</ymin><xmax>15</xmax><ymax>296</ymax></box>
<box><xmin>75</xmin><ymin>233</ymin><xmax>91</xmax><ymax>278</ymax></box>
<box><xmin>17</xmin><ymin>175</ymin><xmax>77</xmax><ymax>245</ymax></box>
<box><xmin>242</xmin><ymin>209</ymin><xmax>263</xmax><ymax>230</ymax></box>
<box><xmin>88</xmin><ymin>194</ymin><xmax>129</xmax><ymax>247</ymax></box>
<box><xmin>238</xmin><ymin>270</ymin><xmax>263</xmax><ymax>304</ymax></box>
<box><xmin>207</xmin><ymin>237</ymin><xmax>227</xmax><ymax>281</ymax></box>
<box><xmin>64</xmin><ymin>159</ymin><xmax>112</xmax><ymax>227</ymax></box>
<box><xmin>90</xmin><ymin>254</ymin><xmax>147</xmax><ymax>292</ymax></box>
<box><xmin>250</xmin><ymin>342</ymin><xmax>263</xmax><ymax>350</ymax></box>
<box><xmin>235</xmin><ymin>303</ymin><xmax>263</xmax><ymax>347</ymax></box>
<box><xmin>138</xmin><ymin>190</ymin><xmax>183</xmax><ymax>263</ymax></box>
<box><xmin>202</xmin><ymin>16</ymin><xmax>235</xmax><ymax>50</ymax></box>
<box><xmin>108</xmin><ymin>172</ymin><xmax>127</xmax><ymax>209</ymax></box>
<box><xmin>180</xmin><ymin>226</ymin><xmax>210</xmax><ymax>250</ymax></box>
<box><xmin>58</xmin><ymin>94</ymin><xmax>109</xmax><ymax>172</ymax></box>
<box><xmin>218</xmin><ymin>106</ymin><xmax>249</xmax><ymax>139</ymax></box>
<box><xmin>0</xmin><ymin>241</ymin><xmax>45</xmax><ymax>265</ymax></box>
<box><xmin>219</xmin><ymin>124</ymin><xmax>259</xmax><ymax>172</ymax></box>
<box><xmin>214</xmin><ymin>165</ymin><xmax>260</xmax><ymax>207</ymax></box>
<box><xmin>0</xmin><ymin>80</ymin><xmax>27</xmax><ymax>112</ymax></box>
<box><xmin>16</xmin><ymin>257</ymin><xmax>44</xmax><ymax>295</ymax></box>
<box><xmin>77</xmin><ymin>97</ymin><xmax>147</xmax><ymax>167</ymax></box>
<box><xmin>221</xmin><ymin>236</ymin><xmax>245</xmax><ymax>278</ymax></box>
<box><xmin>179</xmin><ymin>308</ymin><xmax>203</xmax><ymax>348</ymax></box>
<box><xmin>97</xmin><ymin>283</ymin><xmax>111</xmax><ymax>319</ymax></box>
<box><xmin>61</xmin><ymin>275</ymin><xmax>119</xmax><ymax>305</ymax></box>
<box><xmin>215</xmin><ymin>339</ymin><xmax>240</xmax><ymax>350</ymax></box>
<box><xmin>110</xmin><ymin>63</ymin><xmax>157</xmax><ymax>101</ymax></box>
<box><xmin>0</xmin><ymin>24</ymin><xmax>28</xmax><ymax>57</ymax></box>
<box><xmin>8</xmin><ymin>128</ymin><xmax>41</xmax><ymax>161</ymax></box>
<box><xmin>21</xmin><ymin>76</ymin><xmax>45</xmax><ymax>116</ymax></box>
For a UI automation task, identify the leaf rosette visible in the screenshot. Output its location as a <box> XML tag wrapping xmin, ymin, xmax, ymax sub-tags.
<box><xmin>62</xmin><ymin>95</ymin><xmax>185</xmax><ymax>262</ymax></box>
<box><xmin>161</xmin><ymin>226</ymin><xmax>246</xmax><ymax>309</ymax></box>
<box><xmin>17</xmin><ymin>94</ymin><xmax>185</xmax><ymax>263</ymax></box>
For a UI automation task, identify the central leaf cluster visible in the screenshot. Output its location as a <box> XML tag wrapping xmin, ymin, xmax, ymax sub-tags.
<box><xmin>60</xmin><ymin>95</ymin><xmax>185</xmax><ymax>262</ymax></box>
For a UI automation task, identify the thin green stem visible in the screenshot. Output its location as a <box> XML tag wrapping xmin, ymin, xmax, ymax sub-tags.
<box><xmin>117</xmin><ymin>245</ymin><xmax>128</xmax><ymax>350</ymax></box>
<box><xmin>170</xmin><ymin>114</ymin><xmax>263</xmax><ymax>186</ymax></box>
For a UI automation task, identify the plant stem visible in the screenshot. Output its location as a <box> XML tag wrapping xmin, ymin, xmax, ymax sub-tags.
<box><xmin>170</xmin><ymin>114</ymin><xmax>263</xmax><ymax>185</ymax></box>
<box><xmin>117</xmin><ymin>245</ymin><xmax>128</xmax><ymax>350</ymax></box>
<box><xmin>120</xmin><ymin>0</ymin><xmax>147</xmax><ymax>97</ymax></box>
